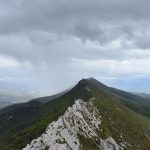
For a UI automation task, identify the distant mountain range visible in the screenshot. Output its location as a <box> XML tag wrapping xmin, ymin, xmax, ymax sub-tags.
<box><xmin>0</xmin><ymin>80</ymin><xmax>34</xmax><ymax>109</ymax></box>
<box><xmin>0</xmin><ymin>78</ymin><xmax>150</xmax><ymax>150</ymax></box>
<box><xmin>134</xmin><ymin>92</ymin><xmax>150</xmax><ymax>99</ymax></box>
<box><xmin>0</xmin><ymin>91</ymin><xmax>36</xmax><ymax>109</ymax></box>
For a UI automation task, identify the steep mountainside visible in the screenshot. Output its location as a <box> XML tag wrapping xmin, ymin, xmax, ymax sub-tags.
<box><xmin>23</xmin><ymin>99</ymin><xmax>122</xmax><ymax>150</ymax></box>
<box><xmin>0</xmin><ymin>78</ymin><xmax>150</xmax><ymax>150</ymax></box>
<box><xmin>109</xmin><ymin>87</ymin><xmax>150</xmax><ymax>119</ymax></box>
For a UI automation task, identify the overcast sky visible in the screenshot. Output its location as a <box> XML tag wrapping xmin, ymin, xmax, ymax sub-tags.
<box><xmin>0</xmin><ymin>0</ymin><xmax>150</xmax><ymax>96</ymax></box>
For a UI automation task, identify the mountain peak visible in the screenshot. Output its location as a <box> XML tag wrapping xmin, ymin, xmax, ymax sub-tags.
<box><xmin>71</xmin><ymin>78</ymin><xmax>93</xmax><ymax>102</ymax></box>
<box><xmin>70</xmin><ymin>77</ymin><xmax>110</xmax><ymax>102</ymax></box>
<box><xmin>86</xmin><ymin>77</ymin><xmax>97</xmax><ymax>81</ymax></box>
<box><xmin>79</xmin><ymin>77</ymin><xmax>97</xmax><ymax>82</ymax></box>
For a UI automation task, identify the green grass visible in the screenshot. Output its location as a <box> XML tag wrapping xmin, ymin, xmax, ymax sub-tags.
<box><xmin>0</xmin><ymin>78</ymin><xmax>150</xmax><ymax>150</ymax></box>
<box><xmin>0</xmin><ymin>94</ymin><xmax>75</xmax><ymax>150</ymax></box>
<box><xmin>78</xmin><ymin>134</ymin><xmax>100</xmax><ymax>150</ymax></box>
<box><xmin>44</xmin><ymin>146</ymin><xmax>49</xmax><ymax>150</ymax></box>
<box><xmin>0</xmin><ymin>80</ymin><xmax>92</xmax><ymax>150</ymax></box>
<box><xmin>93</xmin><ymin>95</ymin><xmax>150</xmax><ymax>150</ymax></box>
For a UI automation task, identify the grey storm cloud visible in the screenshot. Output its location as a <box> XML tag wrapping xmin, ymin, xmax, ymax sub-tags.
<box><xmin>0</xmin><ymin>0</ymin><xmax>150</xmax><ymax>47</ymax></box>
<box><xmin>1</xmin><ymin>0</ymin><xmax>150</xmax><ymax>95</ymax></box>
<box><xmin>0</xmin><ymin>1</ymin><xmax>149</xmax><ymax>33</ymax></box>
<box><xmin>0</xmin><ymin>0</ymin><xmax>150</xmax><ymax>62</ymax></box>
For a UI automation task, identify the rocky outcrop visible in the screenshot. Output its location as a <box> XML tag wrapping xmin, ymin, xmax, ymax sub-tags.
<box><xmin>23</xmin><ymin>98</ymin><xmax>122</xmax><ymax>150</ymax></box>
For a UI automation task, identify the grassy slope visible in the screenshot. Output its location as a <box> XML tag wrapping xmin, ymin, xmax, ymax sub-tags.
<box><xmin>87</xmin><ymin>79</ymin><xmax>150</xmax><ymax>150</ymax></box>
<box><xmin>0</xmin><ymin>80</ymin><xmax>91</xmax><ymax>150</ymax></box>
<box><xmin>0</xmin><ymin>78</ymin><xmax>150</xmax><ymax>150</ymax></box>
<box><xmin>110</xmin><ymin>87</ymin><xmax>150</xmax><ymax>119</ymax></box>
<box><xmin>94</xmin><ymin>95</ymin><xmax>150</xmax><ymax>150</ymax></box>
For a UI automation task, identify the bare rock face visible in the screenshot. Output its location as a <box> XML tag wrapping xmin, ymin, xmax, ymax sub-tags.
<box><xmin>23</xmin><ymin>98</ymin><xmax>123</xmax><ymax>150</ymax></box>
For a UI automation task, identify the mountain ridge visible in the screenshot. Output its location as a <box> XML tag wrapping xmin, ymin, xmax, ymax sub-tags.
<box><xmin>0</xmin><ymin>77</ymin><xmax>150</xmax><ymax>150</ymax></box>
<box><xmin>23</xmin><ymin>98</ymin><xmax>123</xmax><ymax>150</ymax></box>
